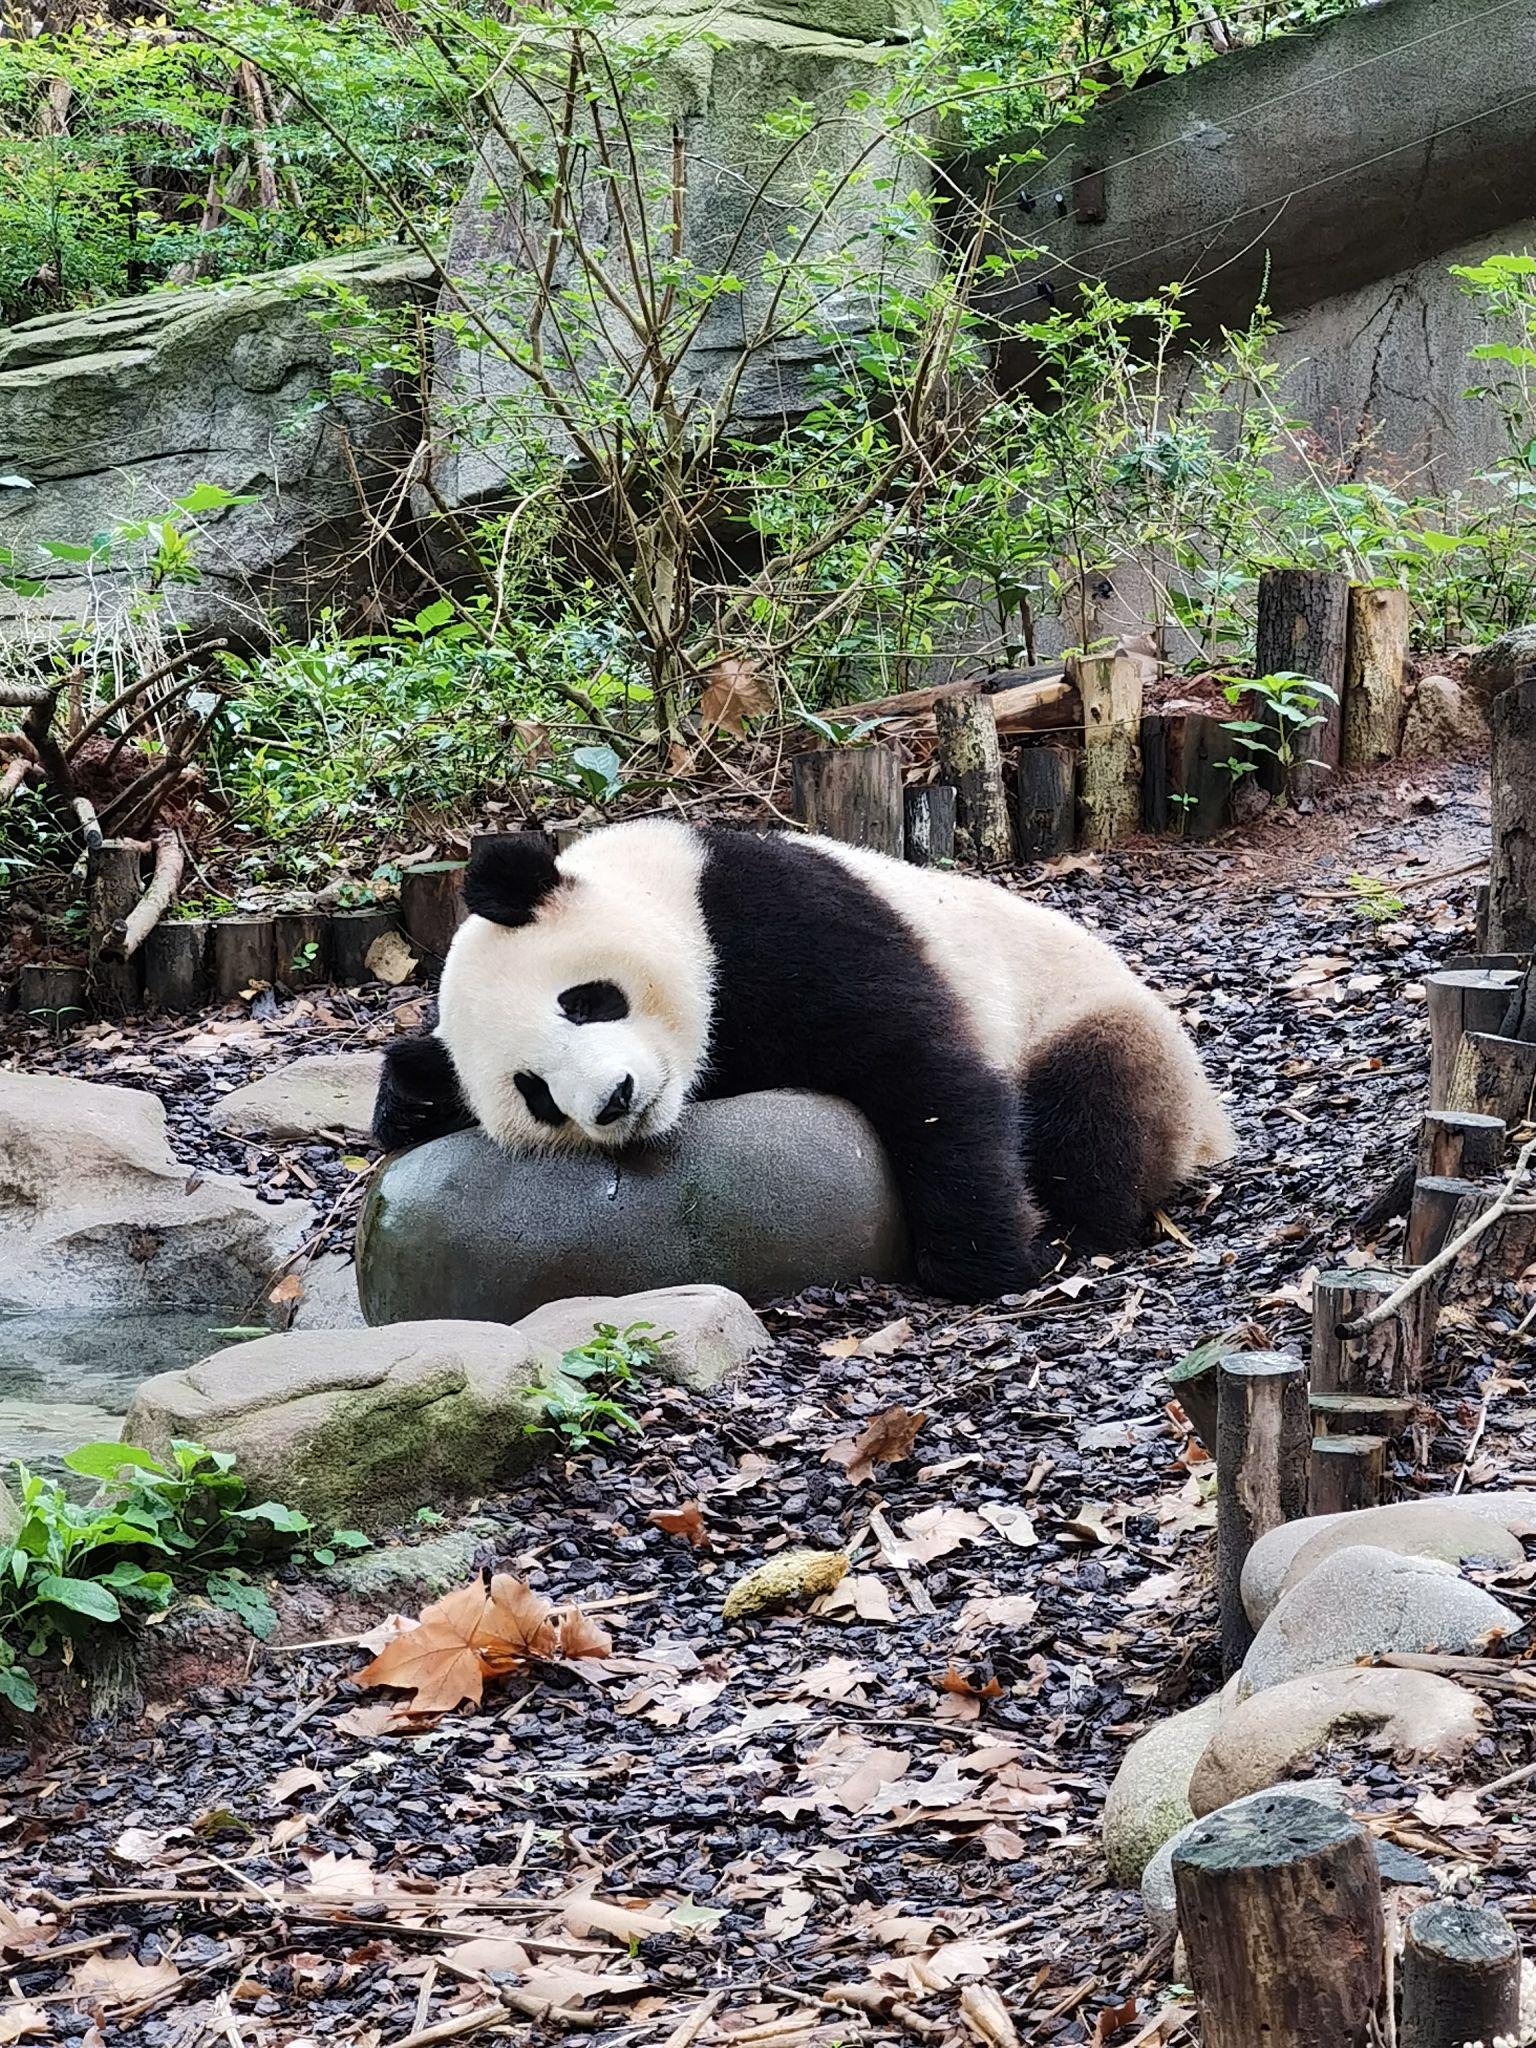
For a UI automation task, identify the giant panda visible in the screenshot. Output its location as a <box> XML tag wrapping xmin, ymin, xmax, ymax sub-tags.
<box><xmin>374</xmin><ymin>820</ymin><xmax>1234</xmax><ymax>1300</ymax></box>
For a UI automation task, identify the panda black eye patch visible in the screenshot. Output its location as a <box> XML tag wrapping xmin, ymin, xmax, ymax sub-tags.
<box><xmin>558</xmin><ymin>980</ymin><xmax>629</xmax><ymax>1024</ymax></box>
<box><xmin>514</xmin><ymin>1071</ymin><xmax>568</xmax><ymax>1126</ymax></box>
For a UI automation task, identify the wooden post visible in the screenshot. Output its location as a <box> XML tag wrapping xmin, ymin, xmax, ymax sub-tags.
<box><xmin>934</xmin><ymin>697</ymin><xmax>1013</xmax><ymax>865</ymax></box>
<box><xmin>1419</xmin><ymin>1109</ymin><xmax>1506</xmax><ymax>1179</ymax></box>
<box><xmin>1407</xmin><ymin>1175</ymin><xmax>1488</xmax><ymax>1266</ymax></box>
<box><xmin>790</xmin><ymin>744</ymin><xmax>905</xmax><ymax>858</ymax></box>
<box><xmin>331</xmin><ymin>905</ymin><xmax>400</xmax><ymax>984</ymax></box>
<box><xmin>1168</xmin><ymin>1349</ymin><xmax>1219</xmax><ymax>1455</ymax></box>
<box><xmin>1311</xmin><ymin>1268</ymin><xmax>1433</xmax><ymax>1397</ymax></box>
<box><xmin>1217</xmin><ymin>1353</ymin><xmax>1309</xmax><ymax>1673</ymax></box>
<box><xmin>1476</xmin><ymin>882</ymin><xmax>1491</xmax><ymax>953</ymax></box>
<box><xmin>1076</xmin><ymin>654</ymin><xmax>1143</xmax><ymax>848</ymax></box>
<box><xmin>1489</xmin><ymin>674</ymin><xmax>1536</xmax><ymax>951</ymax></box>
<box><xmin>274</xmin><ymin>910</ymin><xmax>329</xmax><ymax>992</ymax></box>
<box><xmin>1174</xmin><ymin>1797</ymin><xmax>1384</xmax><ymax>2048</ymax></box>
<box><xmin>143</xmin><ymin>920</ymin><xmax>208</xmax><ymax>1013</ymax></box>
<box><xmin>86</xmin><ymin>839</ymin><xmax>143</xmax><ymax>1013</ymax></box>
<box><xmin>1442</xmin><ymin>1191</ymin><xmax>1536</xmax><ymax>1310</ymax></box>
<box><xmin>1401</xmin><ymin>1900</ymin><xmax>1521</xmax><ymax>2048</ymax></box>
<box><xmin>1253</xmin><ymin>568</ymin><xmax>1351</xmax><ymax>801</ymax></box>
<box><xmin>401</xmin><ymin>862</ymin><xmax>467</xmax><ymax>975</ymax></box>
<box><xmin>1498</xmin><ymin>956</ymin><xmax>1536</xmax><ymax>1040</ymax></box>
<box><xmin>211</xmin><ymin>914</ymin><xmax>275</xmax><ymax>1000</ymax></box>
<box><xmin>1013</xmin><ymin>745</ymin><xmax>1075</xmax><ymax>860</ymax></box>
<box><xmin>1309</xmin><ymin>1390</ymin><xmax>1415</xmax><ymax>1438</ymax></box>
<box><xmin>15</xmin><ymin>963</ymin><xmax>86</xmax><ymax>1033</ymax></box>
<box><xmin>1140</xmin><ymin>708</ymin><xmax>1231</xmax><ymax>840</ymax></box>
<box><xmin>1309</xmin><ymin>1433</ymin><xmax>1387</xmax><ymax>1514</ymax></box>
<box><xmin>1448</xmin><ymin>1032</ymin><xmax>1536</xmax><ymax>1124</ymax></box>
<box><xmin>1426</xmin><ymin>969</ymin><xmax>1522</xmax><ymax>1107</ymax></box>
<box><xmin>1342</xmin><ymin>585</ymin><xmax>1411</xmax><ymax>765</ymax></box>
<box><xmin>903</xmin><ymin>785</ymin><xmax>957</xmax><ymax>868</ymax></box>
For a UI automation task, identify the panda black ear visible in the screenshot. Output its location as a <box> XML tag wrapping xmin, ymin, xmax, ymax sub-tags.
<box><xmin>462</xmin><ymin>832</ymin><xmax>564</xmax><ymax>928</ymax></box>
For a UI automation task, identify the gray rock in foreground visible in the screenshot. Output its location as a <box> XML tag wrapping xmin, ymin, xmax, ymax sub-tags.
<box><xmin>0</xmin><ymin>1071</ymin><xmax>302</xmax><ymax>1312</ymax></box>
<box><xmin>212</xmin><ymin>1053</ymin><xmax>382</xmax><ymax>1144</ymax></box>
<box><xmin>122</xmin><ymin>1283</ymin><xmax>766</xmax><ymax>1522</ymax></box>
<box><xmin>1101</xmin><ymin>1693</ymin><xmax>1225</xmax><ymax>1887</ymax></box>
<box><xmin>357</xmin><ymin>1091</ymin><xmax>909</xmax><ymax>1324</ymax></box>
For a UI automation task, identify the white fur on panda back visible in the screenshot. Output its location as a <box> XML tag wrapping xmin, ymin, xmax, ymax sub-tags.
<box><xmin>808</xmin><ymin>837</ymin><xmax>1236</xmax><ymax>1175</ymax></box>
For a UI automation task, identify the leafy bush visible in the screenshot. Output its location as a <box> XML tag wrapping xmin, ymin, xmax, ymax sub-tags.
<box><xmin>0</xmin><ymin>1441</ymin><xmax>366</xmax><ymax>1712</ymax></box>
<box><xmin>517</xmin><ymin>1321</ymin><xmax>672</xmax><ymax>1454</ymax></box>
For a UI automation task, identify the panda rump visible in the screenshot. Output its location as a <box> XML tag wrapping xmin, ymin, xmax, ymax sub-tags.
<box><xmin>373</xmin><ymin>819</ymin><xmax>1235</xmax><ymax>1301</ymax></box>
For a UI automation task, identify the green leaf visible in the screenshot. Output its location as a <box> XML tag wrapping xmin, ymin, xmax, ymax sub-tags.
<box><xmin>63</xmin><ymin>1442</ymin><xmax>168</xmax><ymax>1481</ymax></box>
<box><xmin>205</xmin><ymin>1571</ymin><xmax>277</xmax><ymax>1640</ymax></box>
<box><xmin>35</xmin><ymin>1574</ymin><xmax>121</xmax><ymax>1622</ymax></box>
<box><xmin>327</xmin><ymin>1529</ymin><xmax>370</xmax><ymax>1552</ymax></box>
<box><xmin>232</xmin><ymin>1502</ymin><xmax>311</xmax><ymax>1535</ymax></box>
<box><xmin>0</xmin><ymin>1665</ymin><xmax>38</xmax><ymax>1712</ymax></box>
<box><xmin>410</xmin><ymin>597</ymin><xmax>455</xmax><ymax>634</ymax></box>
<box><xmin>173</xmin><ymin>483</ymin><xmax>258</xmax><ymax>515</ymax></box>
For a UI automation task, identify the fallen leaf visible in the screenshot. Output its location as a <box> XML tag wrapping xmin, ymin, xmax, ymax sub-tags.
<box><xmin>901</xmin><ymin>1505</ymin><xmax>990</xmax><ymax>1564</ymax></box>
<box><xmin>0</xmin><ymin>2005</ymin><xmax>47</xmax><ymax>2044</ymax></box>
<box><xmin>860</xmin><ymin>1317</ymin><xmax>914</xmax><ymax>1356</ymax></box>
<box><xmin>818</xmin><ymin>1572</ymin><xmax>896</xmax><ymax>1623</ymax></box>
<box><xmin>1058</xmin><ymin>1501</ymin><xmax>1125</xmax><ymax>1548</ymax></box>
<box><xmin>793</xmin><ymin>1655</ymin><xmax>875</xmax><ymax>1703</ymax></box>
<box><xmin>763</xmin><ymin>1886</ymin><xmax>815</xmax><ymax>1940</ymax></box>
<box><xmin>563</xmin><ymin>1894</ymin><xmax>674</xmax><ymax>1942</ymax></box>
<box><xmin>364</xmin><ymin>930</ymin><xmax>417</xmax><ymax>985</ymax></box>
<box><xmin>958</xmin><ymin>1595</ymin><xmax>1039</xmax><ymax>1633</ymax></box>
<box><xmin>977</xmin><ymin>1504</ymin><xmax>1037</xmax><ymax>1548</ymax></box>
<box><xmin>761</xmin><ymin>1731</ymin><xmax>912</xmax><ymax>1819</ymax></box>
<box><xmin>110</xmin><ymin>1826</ymin><xmax>177</xmax><ymax>1867</ymax></box>
<box><xmin>70</xmin><ymin>1952</ymin><xmax>180</xmax><ymax>2006</ymax></box>
<box><xmin>649</xmin><ymin>1501</ymin><xmax>710</xmax><ymax>1551</ymax></box>
<box><xmin>265</xmin><ymin>1765</ymin><xmax>325</xmax><ymax>1806</ymax></box>
<box><xmin>700</xmin><ymin>654</ymin><xmax>772</xmax><ymax>736</ymax></box>
<box><xmin>960</xmin><ymin>1982</ymin><xmax>1021</xmax><ymax>2048</ymax></box>
<box><xmin>356</xmin><ymin>1575</ymin><xmax>605</xmax><ymax>1713</ymax></box>
<box><xmin>939</xmin><ymin>1666</ymin><xmax>1003</xmax><ymax>1701</ymax></box>
<box><xmin>518</xmin><ymin>1961</ymin><xmax>648</xmax><ymax>2010</ymax></box>
<box><xmin>1412</xmin><ymin>1785</ymin><xmax>1484</xmax><ymax>1829</ymax></box>
<box><xmin>299</xmin><ymin>1851</ymin><xmax>375</xmax><ymax>1898</ymax></box>
<box><xmin>1090</xmin><ymin>1996</ymin><xmax>1138</xmax><ymax>2044</ymax></box>
<box><xmin>977</xmin><ymin>1823</ymin><xmax>1027</xmax><ymax>1862</ymax></box>
<box><xmin>332</xmin><ymin>1701</ymin><xmax>414</xmax><ymax>1741</ymax></box>
<box><xmin>267</xmin><ymin>1274</ymin><xmax>304</xmax><ymax>1306</ymax></box>
<box><xmin>443</xmin><ymin>1936</ymin><xmax>529</xmax><ymax>1978</ymax></box>
<box><xmin>557</xmin><ymin>1607</ymin><xmax>614</xmax><ymax>1661</ymax></box>
<box><xmin>825</xmin><ymin>1405</ymin><xmax>927</xmax><ymax>1484</ymax></box>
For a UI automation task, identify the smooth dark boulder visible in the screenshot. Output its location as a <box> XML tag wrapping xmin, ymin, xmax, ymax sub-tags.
<box><xmin>356</xmin><ymin>1090</ymin><xmax>910</xmax><ymax>1324</ymax></box>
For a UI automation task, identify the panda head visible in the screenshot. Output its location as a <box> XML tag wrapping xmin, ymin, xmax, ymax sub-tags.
<box><xmin>436</xmin><ymin>831</ymin><xmax>706</xmax><ymax>1152</ymax></box>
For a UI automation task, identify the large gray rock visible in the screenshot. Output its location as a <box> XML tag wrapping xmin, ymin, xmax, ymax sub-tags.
<box><xmin>0</xmin><ymin>249</ymin><xmax>434</xmax><ymax>641</ymax></box>
<box><xmin>212</xmin><ymin>1054</ymin><xmax>383</xmax><ymax>1144</ymax></box>
<box><xmin>1240</xmin><ymin>1547</ymin><xmax>1521</xmax><ymax>1695</ymax></box>
<box><xmin>0</xmin><ymin>1072</ymin><xmax>302</xmax><ymax>1312</ymax></box>
<box><xmin>1400</xmin><ymin>673</ymin><xmax>1486</xmax><ymax>758</ymax></box>
<box><xmin>122</xmin><ymin>1282</ymin><xmax>764</xmax><ymax>1522</ymax></box>
<box><xmin>1140</xmin><ymin>1779</ymin><xmax>1348</xmax><ymax>1933</ymax></box>
<box><xmin>1279</xmin><ymin>1504</ymin><xmax>1525</xmax><ymax>1603</ymax></box>
<box><xmin>1467</xmin><ymin>625</ymin><xmax>1536</xmax><ymax>706</ymax></box>
<box><xmin>1243</xmin><ymin>1495</ymin><xmax>1536</xmax><ymax>1627</ymax></box>
<box><xmin>1190</xmin><ymin>1667</ymin><xmax>1486</xmax><ymax>1815</ymax></box>
<box><xmin>357</xmin><ymin>1091</ymin><xmax>909</xmax><ymax>1324</ymax></box>
<box><xmin>1101</xmin><ymin>1693</ymin><xmax>1224</xmax><ymax>1887</ymax></box>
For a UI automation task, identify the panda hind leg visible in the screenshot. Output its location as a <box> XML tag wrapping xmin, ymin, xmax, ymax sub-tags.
<box><xmin>1019</xmin><ymin>1012</ymin><xmax>1179</xmax><ymax>1249</ymax></box>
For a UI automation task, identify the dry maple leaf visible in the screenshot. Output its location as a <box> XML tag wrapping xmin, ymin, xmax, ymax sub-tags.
<box><xmin>825</xmin><ymin>1405</ymin><xmax>927</xmax><ymax>1485</ymax></box>
<box><xmin>0</xmin><ymin>2005</ymin><xmax>46</xmax><ymax>2045</ymax></box>
<box><xmin>556</xmin><ymin>1607</ymin><xmax>614</xmax><ymax>1661</ymax></box>
<box><xmin>649</xmin><ymin>1501</ymin><xmax>710</xmax><ymax>1551</ymax></box>
<box><xmin>356</xmin><ymin>1574</ymin><xmax>604</xmax><ymax>1714</ymax></box>
<box><xmin>938</xmin><ymin>1666</ymin><xmax>1003</xmax><ymax>1701</ymax></box>
<box><xmin>70</xmin><ymin>1952</ymin><xmax>180</xmax><ymax>2006</ymax></box>
<box><xmin>700</xmin><ymin>655</ymin><xmax>772</xmax><ymax>736</ymax></box>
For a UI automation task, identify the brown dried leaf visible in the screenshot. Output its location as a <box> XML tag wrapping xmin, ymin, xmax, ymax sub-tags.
<box><xmin>556</xmin><ymin>1607</ymin><xmax>614</xmax><ymax>1661</ymax></box>
<box><xmin>825</xmin><ymin>1405</ymin><xmax>927</xmax><ymax>1485</ymax></box>
<box><xmin>267</xmin><ymin>1273</ymin><xmax>304</xmax><ymax>1307</ymax></box>
<box><xmin>563</xmin><ymin>1894</ymin><xmax>674</xmax><ymax>1943</ymax></box>
<box><xmin>900</xmin><ymin>1505</ymin><xmax>989</xmax><ymax>1564</ymax></box>
<box><xmin>0</xmin><ymin>2006</ymin><xmax>47</xmax><ymax>2044</ymax></box>
<box><xmin>818</xmin><ymin>1572</ymin><xmax>896</xmax><ymax>1623</ymax></box>
<box><xmin>957</xmin><ymin>1595</ymin><xmax>1039</xmax><ymax>1633</ymax></box>
<box><xmin>355</xmin><ymin>1574</ymin><xmax>603</xmax><ymax>1714</ymax></box>
<box><xmin>939</xmin><ymin>1666</ymin><xmax>1003</xmax><ymax>1701</ymax></box>
<box><xmin>364</xmin><ymin>930</ymin><xmax>417</xmax><ymax>986</ymax></box>
<box><xmin>443</xmin><ymin>1936</ymin><xmax>530</xmax><ymax>1979</ymax></box>
<box><xmin>70</xmin><ymin>1952</ymin><xmax>180</xmax><ymax>2006</ymax></box>
<box><xmin>265</xmin><ymin>1765</ymin><xmax>324</xmax><ymax>1806</ymax></box>
<box><xmin>649</xmin><ymin>1501</ymin><xmax>710</xmax><ymax>1551</ymax></box>
<box><xmin>700</xmin><ymin>655</ymin><xmax>772</xmax><ymax>736</ymax></box>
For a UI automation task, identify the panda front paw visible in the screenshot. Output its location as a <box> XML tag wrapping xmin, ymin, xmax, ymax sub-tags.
<box><xmin>373</xmin><ymin>1035</ymin><xmax>475</xmax><ymax>1152</ymax></box>
<box><xmin>913</xmin><ymin>1229</ymin><xmax>1054</xmax><ymax>1304</ymax></box>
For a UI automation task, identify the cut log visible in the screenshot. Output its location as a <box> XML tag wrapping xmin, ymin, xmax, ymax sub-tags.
<box><xmin>1311</xmin><ymin>1268</ymin><xmax>1432</xmax><ymax>1397</ymax></box>
<box><xmin>790</xmin><ymin>744</ymin><xmax>904</xmax><ymax>857</ymax></box>
<box><xmin>1013</xmin><ymin>744</ymin><xmax>1075</xmax><ymax>861</ymax></box>
<box><xmin>1173</xmin><ymin>1795</ymin><xmax>1384</xmax><ymax>2048</ymax></box>
<box><xmin>1309</xmin><ymin>1433</ymin><xmax>1387</xmax><ymax>1514</ymax></box>
<box><xmin>331</xmin><ymin>905</ymin><xmax>400</xmax><ymax>984</ymax></box>
<box><xmin>1401</xmin><ymin>1899</ymin><xmax>1521</xmax><ymax>2048</ymax></box>
<box><xmin>1140</xmin><ymin>707</ymin><xmax>1231</xmax><ymax>839</ymax></box>
<box><xmin>1076</xmin><ymin>654</ymin><xmax>1143</xmax><ymax>849</ymax></box>
<box><xmin>86</xmin><ymin>838</ymin><xmax>143</xmax><ymax>1013</ymax></box>
<box><xmin>1342</xmin><ymin>584</ymin><xmax>1411</xmax><ymax>765</ymax></box>
<box><xmin>934</xmin><ymin>697</ymin><xmax>1012</xmax><ymax>865</ymax></box>
<box><xmin>1499</xmin><ymin>956</ymin><xmax>1536</xmax><ymax>1041</ymax></box>
<box><xmin>15</xmin><ymin>963</ymin><xmax>86</xmax><ymax>1032</ymax></box>
<box><xmin>274</xmin><ymin>910</ymin><xmax>330</xmax><ymax>992</ymax></box>
<box><xmin>143</xmin><ymin>919</ymin><xmax>208</xmax><ymax>1013</ymax></box>
<box><xmin>1252</xmin><ymin>568</ymin><xmax>1351</xmax><ymax>801</ymax></box>
<box><xmin>1489</xmin><ymin>674</ymin><xmax>1536</xmax><ymax>951</ymax></box>
<box><xmin>1419</xmin><ymin>1109</ymin><xmax>1506</xmax><ymax>1179</ymax></box>
<box><xmin>1217</xmin><ymin>1352</ymin><xmax>1309</xmax><ymax>1673</ymax></box>
<box><xmin>1476</xmin><ymin>881</ymin><xmax>1490</xmax><ymax>953</ymax></box>
<box><xmin>1426</xmin><ymin>969</ymin><xmax>1522</xmax><ymax>1108</ymax></box>
<box><xmin>1447</xmin><ymin>1031</ymin><xmax>1536</xmax><ymax>1124</ymax></box>
<box><xmin>1168</xmin><ymin>1348</ymin><xmax>1220</xmax><ymax>1454</ymax></box>
<box><xmin>1442</xmin><ymin>1187</ymin><xmax>1536</xmax><ymax>1309</ymax></box>
<box><xmin>903</xmin><ymin>784</ymin><xmax>956</xmax><ymax>868</ymax></box>
<box><xmin>211</xmin><ymin>914</ymin><xmax>276</xmax><ymax>1000</ymax></box>
<box><xmin>1309</xmin><ymin>1390</ymin><xmax>1416</xmax><ymax>1438</ymax></box>
<box><xmin>401</xmin><ymin>862</ymin><xmax>467</xmax><ymax>975</ymax></box>
<box><xmin>1407</xmin><ymin>1175</ymin><xmax>1488</xmax><ymax>1267</ymax></box>
<box><xmin>819</xmin><ymin>668</ymin><xmax>1075</xmax><ymax>734</ymax></box>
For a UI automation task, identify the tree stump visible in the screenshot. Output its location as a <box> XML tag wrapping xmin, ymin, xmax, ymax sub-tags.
<box><xmin>1401</xmin><ymin>1900</ymin><xmax>1521</xmax><ymax>2048</ymax></box>
<box><xmin>1173</xmin><ymin>1796</ymin><xmax>1384</xmax><ymax>2048</ymax></box>
<box><xmin>1309</xmin><ymin>1390</ymin><xmax>1416</xmax><ymax>1439</ymax></box>
<box><xmin>1489</xmin><ymin>674</ymin><xmax>1536</xmax><ymax>951</ymax></box>
<box><xmin>331</xmin><ymin>905</ymin><xmax>401</xmax><ymax>985</ymax></box>
<box><xmin>1427</xmin><ymin>970</ymin><xmax>1522</xmax><ymax>1108</ymax></box>
<box><xmin>1310</xmin><ymin>1433</ymin><xmax>1387</xmax><ymax>1513</ymax></box>
<box><xmin>904</xmin><ymin>785</ymin><xmax>957</xmax><ymax>868</ymax></box>
<box><xmin>1168</xmin><ymin>1348</ymin><xmax>1220</xmax><ymax>1454</ymax></box>
<box><xmin>1498</xmin><ymin>955</ymin><xmax>1536</xmax><ymax>1040</ymax></box>
<box><xmin>1407</xmin><ymin>1176</ymin><xmax>1488</xmax><ymax>1267</ymax></box>
<box><xmin>1447</xmin><ymin>1031</ymin><xmax>1536</xmax><ymax>1125</ymax></box>
<box><xmin>1013</xmin><ymin>745</ymin><xmax>1075</xmax><ymax>860</ymax></box>
<box><xmin>1419</xmin><ymin>1109</ymin><xmax>1506</xmax><ymax>1180</ymax></box>
<box><xmin>1076</xmin><ymin>654</ymin><xmax>1143</xmax><ymax>849</ymax></box>
<box><xmin>1217</xmin><ymin>1352</ymin><xmax>1310</xmax><ymax>1673</ymax></box>
<box><xmin>401</xmin><ymin>862</ymin><xmax>467</xmax><ymax>976</ymax></box>
<box><xmin>1443</xmin><ymin>1191</ymin><xmax>1536</xmax><ymax>1310</ymax></box>
<box><xmin>1253</xmin><ymin>568</ymin><xmax>1351</xmax><ymax>800</ymax></box>
<box><xmin>144</xmin><ymin>920</ymin><xmax>209</xmax><ymax>1012</ymax></box>
<box><xmin>791</xmin><ymin>745</ymin><xmax>905</xmax><ymax>858</ymax></box>
<box><xmin>274</xmin><ymin>910</ymin><xmax>330</xmax><ymax>993</ymax></box>
<box><xmin>87</xmin><ymin>839</ymin><xmax>143</xmax><ymax>1013</ymax></box>
<box><xmin>1311</xmin><ymin>1268</ymin><xmax>1432</xmax><ymax>1397</ymax></box>
<box><xmin>15</xmin><ymin>964</ymin><xmax>86</xmax><ymax>1034</ymax></box>
<box><xmin>934</xmin><ymin>698</ymin><xmax>1013</xmax><ymax>865</ymax></box>
<box><xmin>1140</xmin><ymin>707</ymin><xmax>1231</xmax><ymax>839</ymax></box>
<box><xmin>1342</xmin><ymin>585</ymin><xmax>1411</xmax><ymax>765</ymax></box>
<box><xmin>211</xmin><ymin>915</ymin><xmax>276</xmax><ymax>1000</ymax></box>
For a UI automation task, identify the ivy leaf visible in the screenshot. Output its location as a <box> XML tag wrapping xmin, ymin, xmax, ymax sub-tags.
<box><xmin>35</xmin><ymin>1575</ymin><xmax>121</xmax><ymax>1622</ymax></box>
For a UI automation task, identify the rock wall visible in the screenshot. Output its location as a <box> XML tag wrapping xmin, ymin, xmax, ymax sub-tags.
<box><xmin>0</xmin><ymin>248</ymin><xmax>435</xmax><ymax>643</ymax></box>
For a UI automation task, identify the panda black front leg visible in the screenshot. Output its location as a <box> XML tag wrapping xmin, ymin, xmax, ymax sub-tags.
<box><xmin>373</xmin><ymin>1034</ymin><xmax>476</xmax><ymax>1153</ymax></box>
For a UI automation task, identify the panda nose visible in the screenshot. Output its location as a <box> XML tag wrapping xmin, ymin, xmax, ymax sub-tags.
<box><xmin>595</xmin><ymin>1075</ymin><xmax>634</xmax><ymax>1126</ymax></box>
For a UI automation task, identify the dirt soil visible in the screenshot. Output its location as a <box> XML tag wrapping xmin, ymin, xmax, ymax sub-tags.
<box><xmin>4</xmin><ymin>755</ymin><xmax>1535</xmax><ymax>2048</ymax></box>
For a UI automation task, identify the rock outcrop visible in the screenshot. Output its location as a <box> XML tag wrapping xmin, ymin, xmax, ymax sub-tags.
<box><xmin>212</xmin><ymin>1053</ymin><xmax>383</xmax><ymax>1144</ymax></box>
